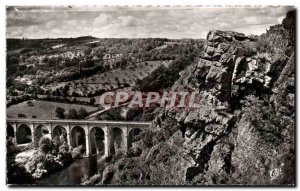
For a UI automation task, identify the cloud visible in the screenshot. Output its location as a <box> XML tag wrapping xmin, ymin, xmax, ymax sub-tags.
<box><xmin>64</xmin><ymin>20</ymin><xmax>77</xmax><ymax>26</ymax></box>
<box><xmin>6</xmin><ymin>6</ymin><xmax>294</xmax><ymax>39</ymax></box>
<box><xmin>93</xmin><ymin>13</ymin><xmax>113</xmax><ymax>26</ymax></box>
<box><xmin>45</xmin><ymin>21</ymin><xmax>57</xmax><ymax>29</ymax></box>
<box><xmin>118</xmin><ymin>15</ymin><xmax>140</xmax><ymax>27</ymax></box>
<box><xmin>145</xmin><ymin>11</ymin><xmax>164</xmax><ymax>18</ymax></box>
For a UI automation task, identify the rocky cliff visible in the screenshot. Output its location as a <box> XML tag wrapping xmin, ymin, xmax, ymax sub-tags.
<box><xmin>94</xmin><ymin>10</ymin><xmax>295</xmax><ymax>186</ymax></box>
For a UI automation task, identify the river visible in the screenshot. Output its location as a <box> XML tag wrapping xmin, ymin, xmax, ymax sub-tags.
<box><xmin>35</xmin><ymin>154</ymin><xmax>104</xmax><ymax>185</ymax></box>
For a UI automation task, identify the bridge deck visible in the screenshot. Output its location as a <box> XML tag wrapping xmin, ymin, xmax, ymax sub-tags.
<box><xmin>7</xmin><ymin>118</ymin><xmax>152</xmax><ymax>126</ymax></box>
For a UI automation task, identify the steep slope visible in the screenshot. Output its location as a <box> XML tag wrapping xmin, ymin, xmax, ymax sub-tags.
<box><xmin>86</xmin><ymin>10</ymin><xmax>295</xmax><ymax>186</ymax></box>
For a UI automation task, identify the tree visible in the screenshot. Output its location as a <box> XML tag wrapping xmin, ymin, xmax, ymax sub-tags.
<box><xmin>94</xmin><ymin>48</ymin><xmax>104</xmax><ymax>60</ymax></box>
<box><xmin>71</xmin><ymin>145</ymin><xmax>83</xmax><ymax>159</ymax></box>
<box><xmin>90</xmin><ymin>97</ymin><xmax>96</xmax><ymax>105</ymax></box>
<box><xmin>78</xmin><ymin>108</ymin><xmax>88</xmax><ymax>119</ymax></box>
<box><xmin>84</xmin><ymin>47</ymin><xmax>92</xmax><ymax>56</ymax></box>
<box><xmin>95</xmin><ymin>113</ymin><xmax>111</xmax><ymax>120</ymax></box>
<box><xmin>55</xmin><ymin>107</ymin><xmax>65</xmax><ymax>119</ymax></box>
<box><xmin>38</xmin><ymin>137</ymin><xmax>53</xmax><ymax>153</ymax></box>
<box><xmin>66</xmin><ymin>109</ymin><xmax>78</xmax><ymax>119</ymax></box>
<box><xmin>62</xmin><ymin>85</ymin><xmax>70</xmax><ymax>97</ymax></box>
<box><xmin>59</xmin><ymin>143</ymin><xmax>69</xmax><ymax>154</ymax></box>
<box><xmin>126</xmin><ymin>107</ymin><xmax>143</xmax><ymax>121</ymax></box>
<box><xmin>18</xmin><ymin>113</ymin><xmax>27</xmax><ymax>118</ymax></box>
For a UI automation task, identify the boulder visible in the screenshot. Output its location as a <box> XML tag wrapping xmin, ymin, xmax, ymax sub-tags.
<box><xmin>218</xmin><ymin>43</ymin><xmax>231</xmax><ymax>52</ymax></box>
<box><xmin>205</xmin><ymin>46</ymin><xmax>215</xmax><ymax>56</ymax></box>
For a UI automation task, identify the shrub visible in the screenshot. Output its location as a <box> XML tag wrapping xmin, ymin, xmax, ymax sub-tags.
<box><xmin>140</xmin><ymin>130</ymin><xmax>154</xmax><ymax>147</ymax></box>
<box><xmin>89</xmin><ymin>174</ymin><xmax>102</xmax><ymax>184</ymax></box>
<box><xmin>57</xmin><ymin>143</ymin><xmax>72</xmax><ymax>165</ymax></box>
<box><xmin>18</xmin><ymin>113</ymin><xmax>27</xmax><ymax>118</ymax></box>
<box><xmin>96</xmin><ymin>107</ymin><xmax>125</xmax><ymax>121</ymax></box>
<box><xmin>242</xmin><ymin>95</ymin><xmax>285</xmax><ymax>146</ymax></box>
<box><xmin>6</xmin><ymin>161</ymin><xmax>33</xmax><ymax>184</ymax></box>
<box><xmin>25</xmin><ymin>151</ymin><xmax>46</xmax><ymax>174</ymax></box>
<box><xmin>58</xmin><ymin>143</ymin><xmax>69</xmax><ymax>154</ymax></box>
<box><xmin>71</xmin><ymin>145</ymin><xmax>83</xmax><ymax>159</ymax></box>
<box><xmin>38</xmin><ymin>137</ymin><xmax>53</xmax><ymax>153</ymax></box>
<box><xmin>81</xmin><ymin>174</ymin><xmax>89</xmax><ymax>184</ymax></box>
<box><xmin>78</xmin><ymin>108</ymin><xmax>88</xmax><ymax>119</ymax></box>
<box><xmin>66</xmin><ymin>109</ymin><xmax>78</xmax><ymax>119</ymax></box>
<box><xmin>102</xmin><ymin>165</ymin><xmax>115</xmax><ymax>184</ymax></box>
<box><xmin>95</xmin><ymin>113</ymin><xmax>111</xmax><ymax>120</ymax></box>
<box><xmin>128</xmin><ymin>146</ymin><xmax>142</xmax><ymax>157</ymax></box>
<box><xmin>6</xmin><ymin>138</ymin><xmax>20</xmax><ymax>155</ymax></box>
<box><xmin>55</xmin><ymin>107</ymin><xmax>65</xmax><ymax>119</ymax></box>
<box><xmin>126</xmin><ymin>107</ymin><xmax>143</xmax><ymax>121</ymax></box>
<box><xmin>89</xmin><ymin>97</ymin><xmax>96</xmax><ymax>105</ymax></box>
<box><xmin>43</xmin><ymin>154</ymin><xmax>63</xmax><ymax>172</ymax></box>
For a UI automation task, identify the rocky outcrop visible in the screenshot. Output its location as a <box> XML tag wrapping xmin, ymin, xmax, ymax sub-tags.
<box><xmin>201</xmin><ymin>30</ymin><xmax>275</xmax><ymax>99</ymax></box>
<box><xmin>158</xmin><ymin>10</ymin><xmax>294</xmax><ymax>185</ymax></box>
<box><xmin>175</xmin><ymin>28</ymin><xmax>276</xmax><ymax>108</ymax></box>
<box><xmin>96</xmin><ymin>10</ymin><xmax>295</xmax><ymax>186</ymax></box>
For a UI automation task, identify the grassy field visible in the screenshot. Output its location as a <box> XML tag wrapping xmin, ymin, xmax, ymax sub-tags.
<box><xmin>45</xmin><ymin>60</ymin><xmax>172</xmax><ymax>96</ymax></box>
<box><xmin>6</xmin><ymin>100</ymin><xmax>98</xmax><ymax>119</ymax></box>
<box><xmin>81</xmin><ymin>60</ymin><xmax>172</xmax><ymax>84</ymax></box>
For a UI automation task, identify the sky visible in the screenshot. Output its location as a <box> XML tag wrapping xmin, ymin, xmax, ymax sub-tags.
<box><xmin>6</xmin><ymin>6</ymin><xmax>294</xmax><ymax>39</ymax></box>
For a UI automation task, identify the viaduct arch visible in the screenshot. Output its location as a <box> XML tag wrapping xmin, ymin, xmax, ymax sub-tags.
<box><xmin>6</xmin><ymin>118</ymin><xmax>151</xmax><ymax>157</ymax></box>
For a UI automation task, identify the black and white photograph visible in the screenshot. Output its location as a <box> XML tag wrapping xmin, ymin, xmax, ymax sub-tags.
<box><xmin>4</xmin><ymin>4</ymin><xmax>296</xmax><ymax>187</ymax></box>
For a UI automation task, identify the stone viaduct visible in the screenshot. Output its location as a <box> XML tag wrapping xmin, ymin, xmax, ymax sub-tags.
<box><xmin>6</xmin><ymin>118</ymin><xmax>151</xmax><ymax>157</ymax></box>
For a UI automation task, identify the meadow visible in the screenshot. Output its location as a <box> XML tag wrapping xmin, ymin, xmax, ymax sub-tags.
<box><xmin>7</xmin><ymin>100</ymin><xmax>98</xmax><ymax>119</ymax></box>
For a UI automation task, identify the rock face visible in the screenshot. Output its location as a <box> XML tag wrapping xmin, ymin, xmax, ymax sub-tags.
<box><xmin>175</xmin><ymin>11</ymin><xmax>294</xmax><ymax>185</ymax></box>
<box><xmin>177</xmin><ymin>20</ymin><xmax>294</xmax><ymax>184</ymax></box>
<box><xmin>98</xmin><ymin>11</ymin><xmax>295</xmax><ymax>186</ymax></box>
<box><xmin>200</xmin><ymin>29</ymin><xmax>274</xmax><ymax>98</ymax></box>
